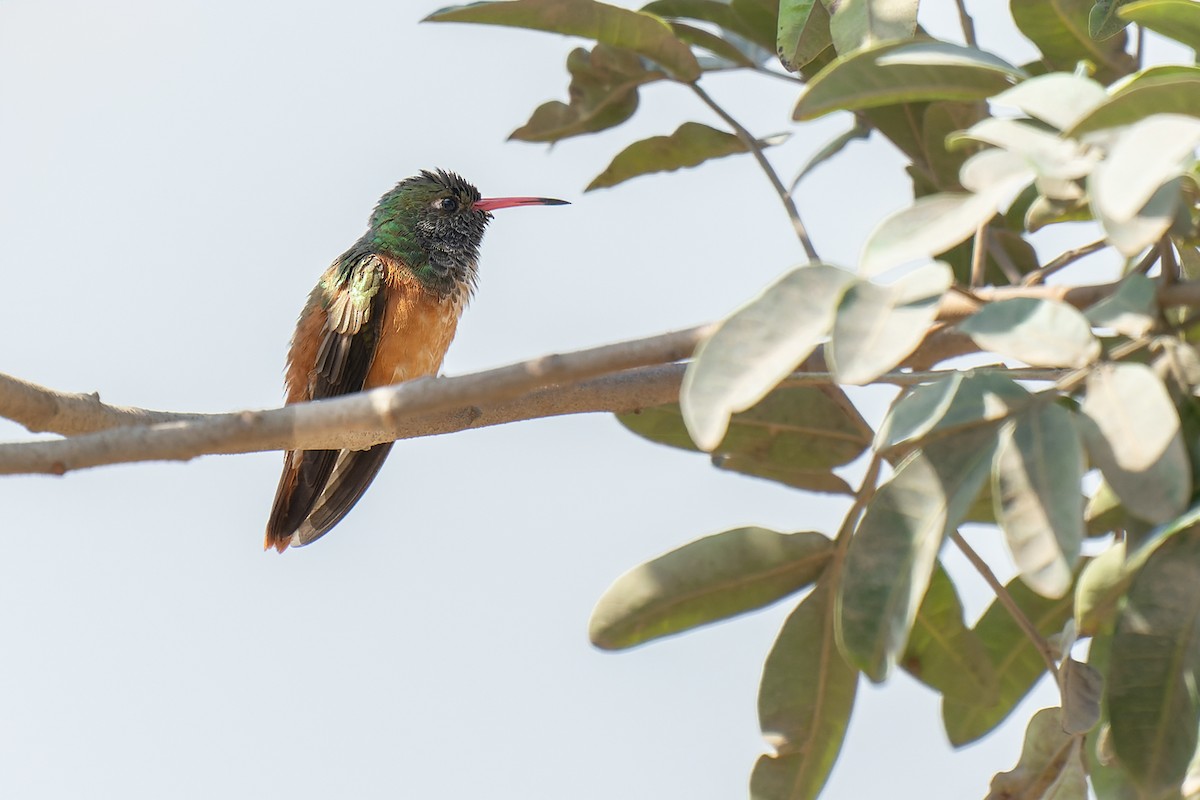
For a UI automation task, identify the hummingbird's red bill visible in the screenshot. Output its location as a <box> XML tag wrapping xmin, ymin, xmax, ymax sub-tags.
<box><xmin>473</xmin><ymin>196</ymin><xmax>569</xmax><ymax>212</ymax></box>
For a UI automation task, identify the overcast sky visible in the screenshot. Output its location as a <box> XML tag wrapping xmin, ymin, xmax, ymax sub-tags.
<box><xmin>0</xmin><ymin>2</ymin><xmax>1166</xmax><ymax>798</ymax></box>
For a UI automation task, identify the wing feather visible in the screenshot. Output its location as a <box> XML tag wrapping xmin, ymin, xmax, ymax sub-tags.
<box><xmin>265</xmin><ymin>250</ymin><xmax>389</xmax><ymax>551</ymax></box>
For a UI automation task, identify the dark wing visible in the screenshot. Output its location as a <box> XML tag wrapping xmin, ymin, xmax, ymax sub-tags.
<box><xmin>265</xmin><ymin>251</ymin><xmax>389</xmax><ymax>551</ymax></box>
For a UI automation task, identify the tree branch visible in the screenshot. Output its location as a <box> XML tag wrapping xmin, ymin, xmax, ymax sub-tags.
<box><xmin>0</xmin><ymin>327</ymin><xmax>710</xmax><ymax>475</ymax></box>
<box><xmin>9</xmin><ymin>276</ymin><xmax>1200</xmax><ymax>477</ymax></box>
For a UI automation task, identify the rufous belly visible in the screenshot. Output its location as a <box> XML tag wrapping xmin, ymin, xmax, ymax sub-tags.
<box><xmin>363</xmin><ymin>272</ymin><xmax>466</xmax><ymax>389</ymax></box>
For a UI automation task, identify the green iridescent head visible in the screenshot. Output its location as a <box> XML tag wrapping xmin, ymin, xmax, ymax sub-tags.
<box><xmin>366</xmin><ymin>169</ymin><xmax>567</xmax><ymax>295</ymax></box>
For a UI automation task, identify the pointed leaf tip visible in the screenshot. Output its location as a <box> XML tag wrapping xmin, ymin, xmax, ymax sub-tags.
<box><xmin>586</xmin><ymin>122</ymin><xmax>766</xmax><ymax>191</ymax></box>
<box><xmin>589</xmin><ymin>528</ymin><xmax>834</xmax><ymax>649</ymax></box>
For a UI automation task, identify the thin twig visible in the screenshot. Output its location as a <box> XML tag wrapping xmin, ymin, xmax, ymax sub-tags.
<box><xmin>954</xmin><ymin>0</ymin><xmax>978</xmax><ymax>47</ymax></box>
<box><xmin>1055</xmin><ymin>335</ymin><xmax>1154</xmax><ymax>395</ymax></box>
<box><xmin>1022</xmin><ymin>239</ymin><xmax>1108</xmax><ymax>285</ymax></box>
<box><xmin>1132</xmin><ymin>245</ymin><xmax>1162</xmax><ymax>275</ymax></box>
<box><xmin>1161</xmin><ymin>237</ymin><xmax>1179</xmax><ymax>287</ymax></box>
<box><xmin>986</xmin><ymin>237</ymin><xmax>1024</xmax><ymax>285</ymax></box>
<box><xmin>969</xmin><ymin>224</ymin><xmax>988</xmax><ymax>288</ymax></box>
<box><xmin>950</xmin><ymin>530</ymin><xmax>1061</xmax><ymax>685</ymax></box>
<box><xmin>689</xmin><ymin>82</ymin><xmax>820</xmax><ymax>262</ymax></box>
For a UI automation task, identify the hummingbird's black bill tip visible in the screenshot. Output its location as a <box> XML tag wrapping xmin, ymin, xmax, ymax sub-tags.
<box><xmin>473</xmin><ymin>196</ymin><xmax>570</xmax><ymax>212</ymax></box>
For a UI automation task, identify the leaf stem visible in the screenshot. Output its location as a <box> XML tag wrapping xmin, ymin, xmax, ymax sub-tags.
<box><xmin>689</xmin><ymin>82</ymin><xmax>820</xmax><ymax>262</ymax></box>
<box><xmin>949</xmin><ymin>530</ymin><xmax>1061</xmax><ymax>686</ymax></box>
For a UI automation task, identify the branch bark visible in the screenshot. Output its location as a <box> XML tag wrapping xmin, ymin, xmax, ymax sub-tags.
<box><xmin>7</xmin><ymin>277</ymin><xmax>1200</xmax><ymax>477</ymax></box>
<box><xmin>0</xmin><ymin>327</ymin><xmax>709</xmax><ymax>475</ymax></box>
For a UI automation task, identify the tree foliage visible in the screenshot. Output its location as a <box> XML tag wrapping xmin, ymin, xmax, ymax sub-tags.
<box><xmin>426</xmin><ymin>1</ymin><xmax>1200</xmax><ymax>798</ymax></box>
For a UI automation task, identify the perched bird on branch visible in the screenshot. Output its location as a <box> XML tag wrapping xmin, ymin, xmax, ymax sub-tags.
<box><xmin>266</xmin><ymin>169</ymin><xmax>566</xmax><ymax>551</ymax></box>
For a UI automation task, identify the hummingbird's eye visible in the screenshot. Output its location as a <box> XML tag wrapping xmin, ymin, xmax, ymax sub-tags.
<box><xmin>436</xmin><ymin>197</ymin><xmax>459</xmax><ymax>213</ymax></box>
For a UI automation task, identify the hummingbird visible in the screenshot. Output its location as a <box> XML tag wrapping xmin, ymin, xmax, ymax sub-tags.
<box><xmin>265</xmin><ymin>169</ymin><xmax>567</xmax><ymax>552</ymax></box>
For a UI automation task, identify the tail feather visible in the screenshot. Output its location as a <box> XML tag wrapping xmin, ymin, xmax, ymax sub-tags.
<box><xmin>263</xmin><ymin>443</ymin><xmax>394</xmax><ymax>551</ymax></box>
<box><xmin>294</xmin><ymin>443</ymin><xmax>394</xmax><ymax>547</ymax></box>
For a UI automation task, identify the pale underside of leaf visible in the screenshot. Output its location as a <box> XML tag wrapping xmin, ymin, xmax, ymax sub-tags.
<box><xmin>990</xmin><ymin>72</ymin><xmax>1108</xmax><ymax>131</ymax></box>
<box><xmin>1079</xmin><ymin>362</ymin><xmax>1190</xmax><ymax>524</ymax></box>
<box><xmin>829</xmin><ymin>261</ymin><xmax>953</xmax><ymax>385</ymax></box>
<box><xmin>993</xmin><ymin>404</ymin><xmax>1085</xmax><ymax>599</ymax></box>
<box><xmin>957</xmin><ymin>297</ymin><xmax>1100</xmax><ymax>369</ymax></box>
<box><xmin>1090</xmin><ymin>113</ymin><xmax>1200</xmax><ymax>224</ymax></box>
<box><xmin>682</xmin><ymin>264</ymin><xmax>854</xmax><ymax>451</ymax></box>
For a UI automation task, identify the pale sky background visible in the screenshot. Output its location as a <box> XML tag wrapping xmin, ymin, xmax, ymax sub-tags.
<box><xmin>0</xmin><ymin>2</ymin><xmax>1174</xmax><ymax>798</ymax></box>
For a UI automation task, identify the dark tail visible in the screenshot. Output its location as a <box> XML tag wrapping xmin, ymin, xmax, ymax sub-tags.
<box><xmin>264</xmin><ymin>442</ymin><xmax>394</xmax><ymax>551</ymax></box>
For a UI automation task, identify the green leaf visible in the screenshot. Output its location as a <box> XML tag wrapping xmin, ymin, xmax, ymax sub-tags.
<box><xmin>621</xmin><ymin>384</ymin><xmax>872</xmax><ymax>491</ymax></box>
<box><xmin>777</xmin><ymin>0</ymin><xmax>833</xmax><ymax>72</ymax></box>
<box><xmin>827</xmin><ymin>0</ymin><xmax>918</xmax><ymax>55</ymax></box>
<box><xmin>1120</xmin><ymin>0</ymin><xmax>1200</xmax><ymax>51</ymax></box>
<box><xmin>901</xmin><ymin>562</ymin><xmax>998</xmax><ymax>704</ymax></box>
<box><xmin>668</xmin><ymin>21</ymin><xmax>757</xmax><ymax>67</ymax></box>
<box><xmin>994</xmin><ymin>402</ymin><xmax>1086</xmax><ymax>598</ymax></box>
<box><xmin>1067</xmin><ymin>67</ymin><xmax>1200</xmax><ymax>137</ymax></box>
<box><xmin>942</xmin><ymin>576</ymin><xmax>1076</xmax><ymax>746</ymax></box>
<box><xmin>730</xmin><ymin>0</ymin><xmax>780</xmax><ymax>51</ymax></box>
<box><xmin>1085</xmin><ymin>274</ymin><xmax>1157</xmax><ymax>338</ymax></box>
<box><xmin>838</xmin><ymin>429</ymin><xmax>998</xmax><ymax>682</ymax></box>
<box><xmin>1093</xmin><ymin>176</ymin><xmax>1184</xmax><ymax>258</ymax></box>
<box><xmin>426</xmin><ymin>0</ymin><xmax>701</xmax><ymax>81</ymax></box>
<box><xmin>642</xmin><ymin>0</ymin><xmax>753</xmax><ymax>40</ymax></box>
<box><xmin>1090</xmin><ymin>0</ymin><xmax>1136</xmax><ymax>39</ymax></box>
<box><xmin>1108</xmin><ymin>525</ymin><xmax>1200</xmax><ymax>796</ymax></box>
<box><xmin>1078</xmin><ymin>362</ymin><xmax>1191</xmax><ymax>524</ymax></box>
<box><xmin>1086</xmin><ymin>634</ymin><xmax>1141</xmax><ymax>800</ymax></box>
<box><xmin>793</xmin><ymin>39</ymin><xmax>1024</xmax><ymax>121</ymax></box>
<box><xmin>681</xmin><ymin>264</ymin><xmax>855</xmax><ymax>450</ymax></box>
<box><xmin>958</xmin><ymin>298</ymin><xmax>1101</xmax><ymax>368</ymax></box>
<box><xmin>828</xmin><ymin>262</ymin><xmax>952</xmax><ymax>384</ymax></box>
<box><xmin>714</xmin><ymin>455</ymin><xmax>854</xmax><ymax>495</ymax></box>
<box><xmin>753</xmin><ymin>578</ymin><xmax>859</xmax><ymax>800</ymax></box>
<box><xmin>1178</xmin><ymin>238</ymin><xmax>1200</xmax><ymax>280</ymax></box>
<box><xmin>1074</xmin><ymin>541</ymin><xmax>1128</xmax><ymax>636</ymax></box>
<box><xmin>1061</xmin><ymin>657</ymin><xmax>1104</xmax><ymax>735</ymax></box>
<box><xmin>949</xmin><ymin>118</ymin><xmax>1097</xmax><ymax>183</ymax></box>
<box><xmin>509</xmin><ymin>45</ymin><xmax>666</xmax><ymax>143</ymax></box>
<box><xmin>986</xmin><ymin>707</ymin><xmax>1087</xmax><ymax>799</ymax></box>
<box><xmin>1025</xmin><ymin>195</ymin><xmax>1092</xmax><ymax>232</ymax></box>
<box><xmin>1089</xmin><ymin>114</ymin><xmax>1200</xmax><ymax>226</ymax></box>
<box><xmin>1010</xmin><ymin>0</ymin><xmax>1136</xmax><ymax>84</ymax></box>
<box><xmin>876</xmin><ymin>370</ymin><xmax>1032</xmax><ymax>452</ymax></box>
<box><xmin>860</xmin><ymin>193</ymin><xmax>1003</xmax><ymax>275</ymax></box>
<box><xmin>922</xmin><ymin>101</ymin><xmax>989</xmax><ymax>191</ymax></box>
<box><xmin>587</xmin><ymin>122</ymin><xmax>762</xmax><ymax>190</ymax></box>
<box><xmin>589</xmin><ymin>528</ymin><xmax>834</xmax><ymax>649</ymax></box>
<box><xmin>990</xmin><ymin>72</ymin><xmax>1108</xmax><ymax>132</ymax></box>
<box><xmin>790</xmin><ymin>121</ymin><xmax>870</xmax><ymax>189</ymax></box>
